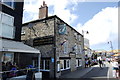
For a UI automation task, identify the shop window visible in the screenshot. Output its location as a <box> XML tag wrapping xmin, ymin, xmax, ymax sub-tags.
<box><xmin>0</xmin><ymin>12</ymin><xmax>15</xmax><ymax>39</ymax></box>
<box><xmin>32</xmin><ymin>59</ymin><xmax>38</xmax><ymax>68</ymax></box>
<box><xmin>2</xmin><ymin>53</ymin><xmax>14</xmax><ymax>64</ymax></box>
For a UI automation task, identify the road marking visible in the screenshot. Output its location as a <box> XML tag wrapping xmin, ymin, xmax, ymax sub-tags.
<box><xmin>107</xmin><ymin>62</ymin><xmax>110</xmax><ymax>80</ymax></box>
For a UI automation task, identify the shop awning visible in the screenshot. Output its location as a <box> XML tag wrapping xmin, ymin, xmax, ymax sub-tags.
<box><xmin>0</xmin><ymin>39</ymin><xmax>40</xmax><ymax>53</ymax></box>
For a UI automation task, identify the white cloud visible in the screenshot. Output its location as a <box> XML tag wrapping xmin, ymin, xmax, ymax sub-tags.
<box><xmin>23</xmin><ymin>0</ymin><xmax>79</xmax><ymax>24</ymax></box>
<box><xmin>75</xmin><ymin>7</ymin><xmax>118</xmax><ymax>46</ymax></box>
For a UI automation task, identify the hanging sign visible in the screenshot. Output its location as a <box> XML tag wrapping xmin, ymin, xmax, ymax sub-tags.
<box><xmin>58</xmin><ymin>24</ymin><xmax>66</xmax><ymax>35</ymax></box>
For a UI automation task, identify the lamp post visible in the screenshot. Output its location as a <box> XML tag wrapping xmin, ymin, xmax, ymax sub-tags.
<box><xmin>108</xmin><ymin>41</ymin><xmax>113</xmax><ymax>54</ymax></box>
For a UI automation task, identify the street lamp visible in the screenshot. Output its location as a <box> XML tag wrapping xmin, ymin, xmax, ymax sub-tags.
<box><xmin>108</xmin><ymin>41</ymin><xmax>113</xmax><ymax>54</ymax></box>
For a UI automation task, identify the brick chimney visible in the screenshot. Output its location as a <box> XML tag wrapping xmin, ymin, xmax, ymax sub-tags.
<box><xmin>39</xmin><ymin>1</ymin><xmax>48</xmax><ymax>19</ymax></box>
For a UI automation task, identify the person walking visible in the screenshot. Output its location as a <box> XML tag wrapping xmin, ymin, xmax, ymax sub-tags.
<box><xmin>85</xmin><ymin>60</ymin><xmax>88</xmax><ymax>68</ymax></box>
<box><xmin>98</xmin><ymin>59</ymin><xmax>103</xmax><ymax>68</ymax></box>
<box><xmin>112</xmin><ymin>59</ymin><xmax>119</xmax><ymax>78</ymax></box>
<box><xmin>88</xmin><ymin>59</ymin><xmax>91</xmax><ymax>67</ymax></box>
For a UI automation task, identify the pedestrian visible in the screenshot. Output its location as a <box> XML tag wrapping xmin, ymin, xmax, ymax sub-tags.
<box><xmin>98</xmin><ymin>59</ymin><xmax>103</xmax><ymax>68</ymax></box>
<box><xmin>88</xmin><ymin>60</ymin><xmax>91</xmax><ymax>67</ymax></box>
<box><xmin>112</xmin><ymin>59</ymin><xmax>119</xmax><ymax>78</ymax></box>
<box><xmin>85</xmin><ymin>60</ymin><xmax>88</xmax><ymax>68</ymax></box>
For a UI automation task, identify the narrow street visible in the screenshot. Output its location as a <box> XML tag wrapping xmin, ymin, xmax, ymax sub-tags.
<box><xmin>60</xmin><ymin>61</ymin><xmax>120</xmax><ymax>80</ymax></box>
<box><xmin>82</xmin><ymin>66</ymin><xmax>108</xmax><ymax>78</ymax></box>
<box><xmin>81</xmin><ymin>62</ymin><xmax>119</xmax><ymax>80</ymax></box>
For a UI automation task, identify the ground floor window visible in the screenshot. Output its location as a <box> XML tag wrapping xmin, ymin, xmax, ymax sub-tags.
<box><xmin>32</xmin><ymin>59</ymin><xmax>38</xmax><ymax>68</ymax></box>
<box><xmin>60</xmin><ymin>59</ymin><xmax>70</xmax><ymax>70</ymax></box>
<box><xmin>1</xmin><ymin>53</ymin><xmax>14</xmax><ymax>64</ymax></box>
<box><xmin>76</xmin><ymin>59</ymin><xmax>82</xmax><ymax>67</ymax></box>
<box><xmin>40</xmin><ymin>59</ymin><xmax>50</xmax><ymax>71</ymax></box>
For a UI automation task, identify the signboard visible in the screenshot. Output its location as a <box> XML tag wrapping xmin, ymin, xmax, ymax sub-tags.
<box><xmin>33</xmin><ymin>36</ymin><xmax>54</xmax><ymax>46</ymax></box>
<box><xmin>58</xmin><ymin>24</ymin><xmax>67</xmax><ymax>35</ymax></box>
<box><xmin>51</xmin><ymin>58</ymin><xmax>54</xmax><ymax>63</ymax></box>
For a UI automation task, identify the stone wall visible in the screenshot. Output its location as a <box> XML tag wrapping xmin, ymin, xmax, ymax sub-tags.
<box><xmin>21</xmin><ymin>18</ymin><xmax>55</xmax><ymax>41</ymax></box>
<box><xmin>55</xmin><ymin>17</ymin><xmax>84</xmax><ymax>59</ymax></box>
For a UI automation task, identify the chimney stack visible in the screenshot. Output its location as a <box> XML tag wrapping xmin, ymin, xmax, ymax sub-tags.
<box><xmin>39</xmin><ymin>1</ymin><xmax>48</xmax><ymax>19</ymax></box>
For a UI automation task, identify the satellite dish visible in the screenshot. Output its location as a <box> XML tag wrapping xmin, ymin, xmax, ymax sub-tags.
<box><xmin>28</xmin><ymin>23</ymin><xmax>34</xmax><ymax>29</ymax></box>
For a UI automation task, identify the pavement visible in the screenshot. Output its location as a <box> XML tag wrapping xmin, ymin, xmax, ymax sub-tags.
<box><xmin>60</xmin><ymin>65</ymin><xmax>96</xmax><ymax>78</ymax></box>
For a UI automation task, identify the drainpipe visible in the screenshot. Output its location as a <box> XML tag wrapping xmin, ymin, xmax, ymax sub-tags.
<box><xmin>38</xmin><ymin>52</ymin><xmax>41</xmax><ymax>72</ymax></box>
<box><xmin>53</xmin><ymin>17</ymin><xmax>56</xmax><ymax>78</ymax></box>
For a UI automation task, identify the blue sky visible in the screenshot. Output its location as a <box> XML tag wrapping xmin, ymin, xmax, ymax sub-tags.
<box><xmin>23</xmin><ymin>0</ymin><xmax>118</xmax><ymax>51</ymax></box>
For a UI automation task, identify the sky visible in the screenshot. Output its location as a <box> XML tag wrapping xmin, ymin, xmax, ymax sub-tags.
<box><xmin>23</xmin><ymin>0</ymin><xmax>119</xmax><ymax>51</ymax></box>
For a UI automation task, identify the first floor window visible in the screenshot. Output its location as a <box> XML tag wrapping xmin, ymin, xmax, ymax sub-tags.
<box><xmin>0</xmin><ymin>12</ymin><xmax>15</xmax><ymax>39</ymax></box>
<box><xmin>63</xmin><ymin>41</ymin><xmax>68</xmax><ymax>54</ymax></box>
<box><xmin>2</xmin><ymin>0</ymin><xmax>15</xmax><ymax>9</ymax></box>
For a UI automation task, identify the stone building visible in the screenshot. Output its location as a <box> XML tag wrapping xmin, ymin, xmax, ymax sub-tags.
<box><xmin>22</xmin><ymin>1</ymin><xmax>85</xmax><ymax>78</ymax></box>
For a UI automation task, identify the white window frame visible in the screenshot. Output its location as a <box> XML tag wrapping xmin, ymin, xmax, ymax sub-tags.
<box><xmin>76</xmin><ymin>59</ymin><xmax>82</xmax><ymax>67</ymax></box>
<box><xmin>78</xmin><ymin>35</ymin><xmax>81</xmax><ymax>41</ymax></box>
<box><xmin>79</xmin><ymin>59</ymin><xmax>82</xmax><ymax>66</ymax></box>
<box><xmin>74</xmin><ymin>43</ymin><xmax>78</xmax><ymax>54</ymax></box>
<box><xmin>79</xmin><ymin>45</ymin><xmax>82</xmax><ymax>54</ymax></box>
<box><xmin>0</xmin><ymin>12</ymin><xmax>15</xmax><ymax>39</ymax></box>
<box><xmin>40</xmin><ymin>60</ymin><xmax>50</xmax><ymax>71</ymax></box>
<box><xmin>63</xmin><ymin>41</ymin><xmax>68</xmax><ymax>54</ymax></box>
<box><xmin>66</xmin><ymin>59</ymin><xmax>70</xmax><ymax>69</ymax></box>
<box><xmin>74</xmin><ymin>32</ymin><xmax>77</xmax><ymax>39</ymax></box>
<box><xmin>60</xmin><ymin>59</ymin><xmax>70</xmax><ymax>71</ymax></box>
<box><xmin>1</xmin><ymin>0</ymin><xmax>15</xmax><ymax>9</ymax></box>
<box><xmin>2</xmin><ymin>53</ymin><xmax>14</xmax><ymax>64</ymax></box>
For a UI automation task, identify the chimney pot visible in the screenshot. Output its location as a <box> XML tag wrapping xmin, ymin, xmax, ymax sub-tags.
<box><xmin>39</xmin><ymin>1</ymin><xmax>48</xmax><ymax>19</ymax></box>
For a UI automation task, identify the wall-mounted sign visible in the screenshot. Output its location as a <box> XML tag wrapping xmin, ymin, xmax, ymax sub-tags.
<box><xmin>58</xmin><ymin>24</ymin><xmax>66</xmax><ymax>35</ymax></box>
<box><xmin>33</xmin><ymin>36</ymin><xmax>54</xmax><ymax>46</ymax></box>
<box><xmin>51</xmin><ymin>58</ymin><xmax>54</xmax><ymax>63</ymax></box>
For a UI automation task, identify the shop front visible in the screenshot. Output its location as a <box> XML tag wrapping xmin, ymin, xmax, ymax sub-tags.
<box><xmin>0</xmin><ymin>39</ymin><xmax>41</xmax><ymax>79</ymax></box>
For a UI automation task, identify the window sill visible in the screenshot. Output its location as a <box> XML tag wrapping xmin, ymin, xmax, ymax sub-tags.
<box><xmin>61</xmin><ymin>68</ymin><xmax>70</xmax><ymax>71</ymax></box>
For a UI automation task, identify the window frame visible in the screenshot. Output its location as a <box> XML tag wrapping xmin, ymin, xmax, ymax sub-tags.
<box><xmin>0</xmin><ymin>12</ymin><xmax>15</xmax><ymax>39</ymax></box>
<box><xmin>60</xmin><ymin>59</ymin><xmax>70</xmax><ymax>71</ymax></box>
<box><xmin>76</xmin><ymin>59</ymin><xmax>82</xmax><ymax>67</ymax></box>
<box><xmin>1</xmin><ymin>0</ymin><xmax>15</xmax><ymax>9</ymax></box>
<box><xmin>40</xmin><ymin>59</ymin><xmax>50</xmax><ymax>71</ymax></box>
<box><xmin>63</xmin><ymin>41</ymin><xmax>68</xmax><ymax>54</ymax></box>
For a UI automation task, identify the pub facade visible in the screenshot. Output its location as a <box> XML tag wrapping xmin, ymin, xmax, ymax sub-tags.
<box><xmin>21</xmin><ymin>1</ymin><xmax>85</xmax><ymax>78</ymax></box>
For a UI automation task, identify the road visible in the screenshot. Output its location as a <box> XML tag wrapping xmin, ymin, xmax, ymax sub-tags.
<box><xmin>81</xmin><ymin>62</ymin><xmax>119</xmax><ymax>80</ymax></box>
